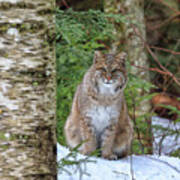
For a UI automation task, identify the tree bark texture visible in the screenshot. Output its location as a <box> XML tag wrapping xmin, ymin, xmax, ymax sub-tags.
<box><xmin>0</xmin><ymin>0</ymin><xmax>56</xmax><ymax>179</ymax></box>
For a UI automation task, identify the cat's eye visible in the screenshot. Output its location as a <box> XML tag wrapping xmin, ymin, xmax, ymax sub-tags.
<box><xmin>111</xmin><ymin>69</ymin><xmax>118</xmax><ymax>73</ymax></box>
<box><xmin>99</xmin><ymin>68</ymin><xmax>106</xmax><ymax>72</ymax></box>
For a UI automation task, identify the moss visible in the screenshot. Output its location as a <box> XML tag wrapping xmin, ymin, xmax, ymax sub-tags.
<box><xmin>0</xmin><ymin>22</ymin><xmax>45</xmax><ymax>35</ymax></box>
<box><xmin>16</xmin><ymin>2</ymin><xmax>36</xmax><ymax>9</ymax></box>
<box><xmin>0</xmin><ymin>2</ymin><xmax>11</xmax><ymax>10</ymax></box>
<box><xmin>0</xmin><ymin>24</ymin><xmax>10</xmax><ymax>34</ymax></box>
<box><xmin>0</xmin><ymin>50</ymin><xmax>8</xmax><ymax>58</ymax></box>
<box><xmin>37</xmin><ymin>8</ymin><xmax>54</xmax><ymax>15</ymax></box>
<box><xmin>0</xmin><ymin>132</ymin><xmax>28</xmax><ymax>141</ymax></box>
<box><xmin>0</xmin><ymin>133</ymin><xmax>7</xmax><ymax>140</ymax></box>
<box><xmin>19</xmin><ymin>22</ymin><xmax>45</xmax><ymax>33</ymax></box>
<box><xmin>0</xmin><ymin>144</ymin><xmax>9</xmax><ymax>150</ymax></box>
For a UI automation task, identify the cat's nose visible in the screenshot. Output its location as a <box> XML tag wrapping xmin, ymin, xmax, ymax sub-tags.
<box><xmin>106</xmin><ymin>73</ymin><xmax>111</xmax><ymax>80</ymax></box>
<box><xmin>106</xmin><ymin>75</ymin><xmax>111</xmax><ymax>80</ymax></box>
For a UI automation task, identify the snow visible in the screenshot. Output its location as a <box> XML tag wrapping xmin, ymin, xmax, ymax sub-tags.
<box><xmin>58</xmin><ymin>117</ymin><xmax>180</xmax><ymax>179</ymax></box>
<box><xmin>152</xmin><ymin>117</ymin><xmax>180</xmax><ymax>155</ymax></box>
<box><xmin>57</xmin><ymin>143</ymin><xmax>180</xmax><ymax>180</ymax></box>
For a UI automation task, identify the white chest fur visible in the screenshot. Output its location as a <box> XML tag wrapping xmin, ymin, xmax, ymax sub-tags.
<box><xmin>99</xmin><ymin>83</ymin><xmax>116</xmax><ymax>95</ymax></box>
<box><xmin>86</xmin><ymin>105</ymin><xmax>119</xmax><ymax>136</ymax></box>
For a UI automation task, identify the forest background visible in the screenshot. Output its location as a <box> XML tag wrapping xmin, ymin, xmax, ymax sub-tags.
<box><xmin>56</xmin><ymin>0</ymin><xmax>180</xmax><ymax>157</ymax></box>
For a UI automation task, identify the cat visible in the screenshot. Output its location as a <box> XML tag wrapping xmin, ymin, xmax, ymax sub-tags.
<box><xmin>64</xmin><ymin>51</ymin><xmax>133</xmax><ymax>160</ymax></box>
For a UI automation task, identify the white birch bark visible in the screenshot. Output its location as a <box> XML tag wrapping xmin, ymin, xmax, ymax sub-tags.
<box><xmin>0</xmin><ymin>0</ymin><xmax>56</xmax><ymax>179</ymax></box>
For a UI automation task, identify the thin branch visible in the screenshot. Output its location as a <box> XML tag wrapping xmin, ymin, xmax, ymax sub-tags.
<box><xmin>131</xmin><ymin>24</ymin><xmax>180</xmax><ymax>86</ymax></box>
<box><xmin>150</xmin><ymin>46</ymin><xmax>180</xmax><ymax>55</ymax></box>
<box><xmin>130</xmin><ymin>155</ymin><xmax>135</xmax><ymax>180</ymax></box>
<box><xmin>163</xmin><ymin>40</ymin><xmax>180</xmax><ymax>89</ymax></box>
<box><xmin>62</xmin><ymin>0</ymin><xmax>70</xmax><ymax>8</ymax></box>
<box><xmin>158</xmin><ymin>121</ymin><xmax>171</xmax><ymax>155</ymax></box>
<box><xmin>156</xmin><ymin>0</ymin><xmax>179</xmax><ymax>13</ymax></box>
<box><xmin>130</xmin><ymin>141</ymin><xmax>135</xmax><ymax>180</ymax></box>
<box><xmin>149</xmin><ymin>12</ymin><xmax>180</xmax><ymax>31</ymax></box>
<box><xmin>132</xmin><ymin>65</ymin><xmax>172</xmax><ymax>76</ymax></box>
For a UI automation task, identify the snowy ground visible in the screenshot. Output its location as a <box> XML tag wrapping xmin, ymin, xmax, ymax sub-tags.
<box><xmin>57</xmin><ymin>143</ymin><xmax>180</xmax><ymax>180</ymax></box>
<box><xmin>58</xmin><ymin>117</ymin><xmax>180</xmax><ymax>180</ymax></box>
<box><xmin>152</xmin><ymin>117</ymin><xmax>180</xmax><ymax>155</ymax></box>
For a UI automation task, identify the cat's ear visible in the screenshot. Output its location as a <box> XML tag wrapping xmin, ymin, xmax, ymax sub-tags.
<box><xmin>93</xmin><ymin>51</ymin><xmax>103</xmax><ymax>64</ymax></box>
<box><xmin>116</xmin><ymin>52</ymin><xmax>127</xmax><ymax>67</ymax></box>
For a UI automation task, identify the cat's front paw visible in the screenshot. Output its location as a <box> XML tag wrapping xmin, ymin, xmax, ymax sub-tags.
<box><xmin>102</xmin><ymin>153</ymin><xmax>118</xmax><ymax>160</ymax></box>
<box><xmin>79</xmin><ymin>145</ymin><xmax>96</xmax><ymax>155</ymax></box>
<box><xmin>79</xmin><ymin>149</ymin><xmax>92</xmax><ymax>155</ymax></box>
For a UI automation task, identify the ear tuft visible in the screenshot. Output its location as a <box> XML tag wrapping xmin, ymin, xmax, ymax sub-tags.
<box><xmin>93</xmin><ymin>51</ymin><xmax>103</xmax><ymax>64</ymax></box>
<box><xmin>116</xmin><ymin>52</ymin><xmax>127</xmax><ymax>67</ymax></box>
<box><xmin>116</xmin><ymin>52</ymin><xmax>127</xmax><ymax>61</ymax></box>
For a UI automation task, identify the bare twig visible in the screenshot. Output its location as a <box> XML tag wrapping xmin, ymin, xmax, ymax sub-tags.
<box><xmin>62</xmin><ymin>0</ymin><xmax>70</xmax><ymax>8</ymax></box>
<box><xmin>150</xmin><ymin>46</ymin><xmax>180</xmax><ymax>55</ymax></box>
<box><xmin>131</xmin><ymin>24</ymin><xmax>180</xmax><ymax>86</ymax></box>
<box><xmin>130</xmin><ymin>146</ymin><xmax>135</xmax><ymax>180</ymax></box>
<box><xmin>113</xmin><ymin>170</ymin><xmax>129</xmax><ymax>178</ymax></box>
<box><xmin>163</xmin><ymin>40</ymin><xmax>180</xmax><ymax>89</ymax></box>
<box><xmin>157</xmin><ymin>0</ymin><xmax>179</xmax><ymax>13</ymax></box>
<box><xmin>158</xmin><ymin>121</ymin><xmax>171</xmax><ymax>155</ymax></box>
<box><xmin>131</xmin><ymin>65</ymin><xmax>174</xmax><ymax>76</ymax></box>
<box><xmin>130</xmin><ymin>156</ymin><xmax>135</xmax><ymax>180</ymax></box>
<box><xmin>149</xmin><ymin>12</ymin><xmax>180</xmax><ymax>31</ymax></box>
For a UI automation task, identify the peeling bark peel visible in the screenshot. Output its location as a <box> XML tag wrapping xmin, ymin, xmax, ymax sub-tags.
<box><xmin>0</xmin><ymin>0</ymin><xmax>56</xmax><ymax>179</ymax></box>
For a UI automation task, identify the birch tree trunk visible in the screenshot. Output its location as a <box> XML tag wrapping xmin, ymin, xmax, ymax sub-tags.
<box><xmin>0</xmin><ymin>0</ymin><xmax>56</xmax><ymax>179</ymax></box>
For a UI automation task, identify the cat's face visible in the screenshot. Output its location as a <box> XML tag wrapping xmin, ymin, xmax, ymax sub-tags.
<box><xmin>93</xmin><ymin>51</ymin><xmax>127</xmax><ymax>92</ymax></box>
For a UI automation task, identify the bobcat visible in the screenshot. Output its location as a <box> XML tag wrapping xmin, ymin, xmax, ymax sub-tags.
<box><xmin>64</xmin><ymin>51</ymin><xmax>133</xmax><ymax>160</ymax></box>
